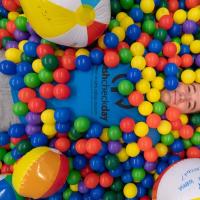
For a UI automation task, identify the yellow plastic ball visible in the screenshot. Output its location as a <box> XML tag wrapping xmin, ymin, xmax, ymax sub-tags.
<box><xmin>173</xmin><ymin>9</ymin><xmax>187</xmax><ymax>24</ymax></box>
<box><xmin>195</xmin><ymin>69</ymin><xmax>200</xmax><ymax>83</ymax></box>
<box><xmin>140</xmin><ymin>0</ymin><xmax>155</xmax><ymax>14</ymax></box>
<box><xmin>42</xmin><ymin>124</ymin><xmax>57</xmax><ymax>138</ymax></box>
<box><xmin>156</xmin><ymin>7</ymin><xmax>169</xmax><ymax>21</ymax></box>
<box><xmin>146</xmin><ymin>88</ymin><xmax>161</xmax><ymax>103</ymax></box>
<box><xmin>181</xmin><ymin>69</ymin><xmax>196</xmax><ymax>84</ymax></box>
<box><xmin>98</xmin><ymin>35</ymin><xmax>106</xmax><ymax>49</ymax></box>
<box><xmin>131</xmin><ymin>56</ymin><xmax>146</xmax><ymax>70</ymax></box>
<box><xmin>8</xmin><ymin>11</ymin><xmax>19</xmax><ymax>21</ymax></box>
<box><xmin>32</xmin><ymin>59</ymin><xmax>44</xmax><ymax>73</ymax></box>
<box><xmin>123</xmin><ymin>183</ymin><xmax>137</xmax><ymax>199</ymax></box>
<box><xmin>138</xmin><ymin>101</ymin><xmax>153</xmax><ymax>116</ymax></box>
<box><xmin>70</xmin><ymin>184</ymin><xmax>78</xmax><ymax>192</ymax></box>
<box><xmin>112</xmin><ymin>26</ymin><xmax>125</xmax><ymax>42</ymax></box>
<box><xmin>180</xmin><ymin>114</ymin><xmax>189</xmax><ymax>125</ymax></box>
<box><xmin>136</xmin><ymin>79</ymin><xmax>151</xmax><ymax>94</ymax></box>
<box><xmin>55</xmin><ymin>50</ymin><xmax>64</xmax><ymax>57</ymax></box>
<box><xmin>155</xmin><ymin>143</ymin><xmax>168</xmax><ymax>157</ymax></box>
<box><xmin>190</xmin><ymin>40</ymin><xmax>200</xmax><ymax>54</ymax></box>
<box><xmin>188</xmin><ymin>7</ymin><xmax>200</xmax><ymax>22</ymax></box>
<box><xmin>18</xmin><ymin>40</ymin><xmax>28</xmax><ymax>52</ymax></box>
<box><xmin>5</xmin><ymin>48</ymin><xmax>22</xmax><ymax>63</ymax></box>
<box><xmin>126</xmin><ymin>142</ymin><xmax>140</xmax><ymax>157</ymax></box>
<box><xmin>116</xmin><ymin>12</ymin><xmax>128</xmax><ymax>22</ymax></box>
<box><xmin>134</xmin><ymin>122</ymin><xmax>149</xmax><ymax>137</ymax></box>
<box><xmin>0</xmin><ymin>161</ymin><xmax>2</xmax><ymax>169</ymax></box>
<box><xmin>196</xmin><ymin>127</ymin><xmax>200</xmax><ymax>132</ymax></box>
<box><xmin>130</xmin><ymin>42</ymin><xmax>145</xmax><ymax>56</ymax></box>
<box><xmin>154</xmin><ymin>173</ymin><xmax>159</xmax><ymax>181</ymax></box>
<box><xmin>117</xmin><ymin>148</ymin><xmax>129</xmax><ymax>162</ymax></box>
<box><xmin>173</xmin><ymin>42</ymin><xmax>180</xmax><ymax>54</ymax></box>
<box><xmin>181</xmin><ymin>34</ymin><xmax>194</xmax><ymax>45</ymax></box>
<box><xmin>157</xmin><ymin>120</ymin><xmax>172</xmax><ymax>135</ymax></box>
<box><xmin>151</xmin><ymin>76</ymin><xmax>164</xmax><ymax>90</ymax></box>
<box><xmin>142</xmin><ymin>67</ymin><xmax>156</xmax><ymax>81</ymax></box>
<box><xmin>41</xmin><ymin>109</ymin><xmax>55</xmax><ymax>124</ymax></box>
<box><xmin>171</xmin><ymin>130</ymin><xmax>179</xmax><ymax>139</ymax></box>
<box><xmin>120</xmin><ymin>16</ymin><xmax>134</xmax><ymax>31</ymax></box>
<box><xmin>100</xmin><ymin>128</ymin><xmax>109</xmax><ymax>142</ymax></box>
<box><xmin>75</xmin><ymin>48</ymin><xmax>90</xmax><ymax>57</ymax></box>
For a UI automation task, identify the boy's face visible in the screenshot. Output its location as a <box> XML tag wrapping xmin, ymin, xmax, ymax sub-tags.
<box><xmin>161</xmin><ymin>83</ymin><xmax>200</xmax><ymax>114</ymax></box>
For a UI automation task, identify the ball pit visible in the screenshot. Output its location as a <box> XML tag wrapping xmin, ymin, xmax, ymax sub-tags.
<box><xmin>0</xmin><ymin>0</ymin><xmax>199</xmax><ymax>200</ymax></box>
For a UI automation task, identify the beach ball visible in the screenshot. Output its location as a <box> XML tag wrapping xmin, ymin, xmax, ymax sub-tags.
<box><xmin>153</xmin><ymin>158</ymin><xmax>200</xmax><ymax>200</ymax></box>
<box><xmin>0</xmin><ymin>174</ymin><xmax>24</xmax><ymax>200</ymax></box>
<box><xmin>12</xmin><ymin>147</ymin><xmax>69</xmax><ymax>199</ymax></box>
<box><xmin>20</xmin><ymin>0</ymin><xmax>111</xmax><ymax>47</ymax></box>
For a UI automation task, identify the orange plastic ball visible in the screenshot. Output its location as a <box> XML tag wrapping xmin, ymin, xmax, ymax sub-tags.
<box><xmin>146</xmin><ymin>113</ymin><xmax>161</xmax><ymax>128</ymax></box>
<box><xmin>144</xmin><ymin>148</ymin><xmax>158</xmax><ymax>162</ymax></box>
<box><xmin>168</xmin><ymin>55</ymin><xmax>182</xmax><ymax>67</ymax></box>
<box><xmin>137</xmin><ymin>32</ymin><xmax>151</xmax><ymax>47</ymax></box>
<box><xmin>86</xmin><ymin>138</ymin><xmax>102</xmax><ymax>154</ymax></box>
<box><xmin>145</xmin><ymin>53</ymin><xmax>159</xmax><ymax>67</ymax></box>
<box><xmin>185</xmin><ymin>0</ymin><xmax>200</xmax><ymax>9</ymax></box>
<box><xmin>128</xmin><ymin>91</ymin><xmax>144</xmax><ymax>106</ymax></box>
<box><xmin>104</xmin><ymin>50</ymin><xmax>120</xmax><ymax>68</ymax></box>
<box><xmin>53</xmin><ymin>84</ymin><xmax>70</xmax><ymax>100</ymax></box>
<box><xmin>181</xmin><ymin>54</ymin><xmax>193</xmax><ymax>68</ymax></box>
<box><xmin>163</xmin><ymin>42</ymin><xmax>177</xmax><ymax>57</ymax></box>
<box><xmin>75</xmin><ymin>139</ymin><xmax>87</xmax><ymax>154</ymax></box>
<box><xmin>117</xmin><ymin>42</ymin><xmax>129</xmax><ymax>51</ymax></box>
<box><xmin>39</xmin><ymin>83</ymin><xmax>54</xmax><ymax>99</ymax></box>
<box><xmin>186</xmin><ymin>147</ymin><xmax>200</xmax><ymax>158</ymax></box>
<box><xmin>2</xmin><ymin>0</ymin><xmax>19</xmax><ymax>11</ymax></box>
<box><xmin>159</xmin><ymin>15</ymin><xmax>173</xmax><ymax>30</ymax></box>
<box><xmin>84</xmin><ymin>173</ymin><xmax>99</xmax><ymax>189</ymax></box>
<box><xmin>156</xmin><ymin>57</ymin><xmax>167</xmax><ymax>71</ymax></box>
<box><xmin>100</xmin><ymin>172</ymin><xmax>114</xmax><ymax>188</ymax></box>
<box><xmin>18</xmin><ymin>88</ymin><xmax>36</xmax><ymax>103</ymax></box>
<box><xmin>179</xmin><ymin>125</ymin><xmax>194</xmax><ymax>139</ymax></box>
<box><xmin>55</xmin><ymin>137</ymin><xmax>71</xmax><ymax>152</ymax></box>
<box><xmin>28</xmin><ymin>98</ymin><xmax>46</xmax><ymax>113</ymax></box>
<box><xmin>64</xmin><ymin>48</ymin><xmax>76</xmax><ymax>56</ymax></box>
<box><xmin>81</xmin><ymin>165</ymin><xmax>92</xmax><ymax>178</ymax></box>
<box><xmin>53</xmin><ymin>68</ymin><xmax>70</xmax><ymax>84</ymax></box>
<box><xmin>120</xmin><ymin>117</ymin><xmax>135</xmax><ymax>133</ymax></box>
<box><xmin>171</xmin><ymin>119</ymin><xmax>182</xmax><ymax>130</ymax></box>
<box><xmin>168</xmin><ymin>0</ymin><xmax>179</xmax><ymax>12</ymax></box>
<box><xmin>166</xmin><ymin>107</ymin><xmax>181</xmax><ymax>122</ymax></box>
<box><xmin>137</xmin><ymin>136</ymin><xmax>153</xmax><ymax>151</ymax></box>
<box><xmin>6</xmin><ymin>21</ymin><xmax>16</xmax><ymax>34</ymax></box>
<box><xmin>61</xmin><ymin>55</ymin><xmax>76</xmax><ymax>71</ymax></box>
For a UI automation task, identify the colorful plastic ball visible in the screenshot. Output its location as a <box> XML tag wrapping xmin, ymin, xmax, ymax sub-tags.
<box><xmin>138</xmin><ymin>101</ymin><xmax>153</xmax><ymax>116</ymax></box>
<box><xmin>73</xmin><ymin>155</ymin><xmax>87</xmax><ymax>170</ymax></box>
<box><xmin>173</xmin><ymin>9</ymin><xmax>187</xmax><ymax>24</ymax></box>
<box><xmin>12</xmin><ymin>102</ymin><xmax>29</xmax><ymax>116</ymax></box>
<box><xmin>26</xmin><ymin>112</ymin><xmax>41</xmax><ymax>125</ymax></box>
<box><xmin>157</xmin><ymin>120</ymin><xmax>172</xmax><ymax>135</ymax></box>
<box><xmin>164</xmin><ymin>63</ymin><xmax>179</xmax><ymax>76</ymax></box>
<box><xmin>105</xmin><ymin>154</ymin><xmax>119</xmax><ymax>170</ymax></box>
<box><xmin>118</xmin><ymin>80</ymin><xmax>134</xmax><ymax>96</ymax></box>
<box><xmin>137</xmin><ymin>136</ymin><xmax>153</xmax><ymax>152</ymax></box>
<box><xmin>38</xmin><ymin>69</ymin><xmax>54</xmax><ymax>83</ymax></box>
<box><xmin>145</xmin><ymin>53</ymin><xmax>159</xmax><ymax>67</ymax></box>
<box><xmin>5</xmin><ymin>48</ymin><xmax>21</xmax><ymax>63</ymax></box>
<box><xmin>12</xmin><ymin>147</ymin><xmax>69</xmax><ymax>199</ymax></box>
<box><xmin>159</xmin><ymin>15</ymin><xmax>173</xmax><ymax>30</ymax></box>
<box><xmin>108</xmin><ymin>141</ymin><xmax>122</xmax><ymax>154</ymax></box>
<box><xmin>30</xmin><ymin>133</ymin><xmax>48</xmax><ymax>147</ymax></box>
<box><xmin>54</xmin><ymin>108</ymin><xmax>71</xmax><ymax>123</ymax></box>
<box><xmin>16</xmin><ymin>62</ymin><xmax>32</xmax><ymax>76</ymax></box>
<box><xmin>170</xmin><ymin>139</ymin><xmax>184</xmax><ymax>153</ymax></box>
<box><xmin>75</xmin><ymin>139</ymin><xmax>87</xmax><ymax>155</ymax></box>
<box><xmin>36</xmin><ymin>44</ymin><xmax>54</xmax><ymax>58</ymax></box>
<box><xmin>144</xmin><ymin>148</ymin><xmax>158</xmax><ymax>162</ymax></box>
<box><xmin>191</xmin><ymin>132</ymin><xmax>200</xmax><ymax>146</ymax></box>
<box><xmin>136</xmin><ymin>79</ymin><xmax>150</xmax><ymax>94</ymax></box>
<box><xmin>42</xmin><ymin>54</ymin><xmax>58</xmax><ymax>71</ymax></box>
<box><xmin>104</xmin><ymin>50</ymin><xmax>120</xmax><ymax>68</ymax></box>
<box><xmin>56</xmin><ymin>122</ymin><xmax>70</xmax><ymax>133</ymax></box>
<box><xmin>104</xmin><ymin>32</ymin><xmax>119</xmax><ymax>49</ymax></box>
<box><xmin>123</xmin><ymin>183</ymin><xmax>137</xmax><ymax>199</ymax></box>
<box><xmin>126</xmin><ymin>24</ymin><xmax>141</xmax><ymax>42</ymax></box>
<box><xmin>0</xmin><ymin>132</ymin><xmax>10</xmax><ymax>146</ymax></box>
<box><xmin>166</xmin><ymin>107</ymin><xmax>181</xmax><ymax>122</ymax></box>
<box><xmin>18</xmin><ymin>88</ymin><xmax>36</xmax><ymax>103</ymax></box>
<box><xmin>146</xmin><ymin>113</ymin><xmax>161</xmax><ymax>129</ymax></box>
<box><xmin>179</xmin><ymin>125</ymin><xmax>194</xmax><ymax>139</ymax></box>
<box><xmin>86</xmin><ymin>138</ymin><xmax>102</xmax><ymax>155</ymax></box>
<box><xmin>28</xmin><ymin>97</ymin><xmax>46</xmax><ymax>113</ymax></box>
<box><xmin>156</xmin><ymin>7</ymin><xmax>169</xmax><ymax>21</ymax></box>
<box><xmin>187</xmin><ymin>147</ymin><xmax>200</xmax><ymax>158</ymax></box>
<box><xmin>23</xmin><ymin>42</ymin><xmax>38</xmax><ymax>57</ymax></box>
<box><xmin>53</xmin><ymin>84</ymin><xmax>70</xmax><ymax>100</ymax></box>
<box><xmin>41</xmin><ymin>109</ymin><xmax>55</xmax><ymax>124</ymax></box>
<box><xmin>126</xmin><ymin>68</ymin><xmax>141</xmax><ymax>83</ymax></box>
<box><xmin>126</xmin><ymin>142</ymin><xmax>140</xmax><ymax>157</ymax></box>
<box><xmin>84</xmin><ymin>173</ymin><xmax>99</xmax><ymax>189</ymax></box>
<box><xmin>131</xmin><ymin>56</ymin><xmax>146</xmax><ymax>70</ymax></box>
<box><xmin>89</xmin><ymin>49</ymin><xmax>104</xmax><ymax>65</ymax></box>
<box><xmin>148</xmin><ymin>39</ymin><xmax>162</xmax><ymax>54</ymax></box>
<box><xmin>75</xmin><ymin>55</ymin><xmax>92</xmax><ymax>71</ymax></box>
<box><xmin>153</xmin><ymin>101</ymin><xmax>166</xmax><ymax>115</ymax></box>
<box><xmin>128</xmin><ymin>91</ymin><xmax>144</xmax><ymax>106</ymax></box>
<box><xmin>119</xmin><ymin>48</ymin><xmax>132</xmax><ymax>64</ymax></box>
<box><xmin>100</xmin><ymin>172</ymin><xmax>113</xmax><ymax>188</ymax></box>
<box><xmin>132</xmin><ymin>168</ymin><xmax>146</xmax><ymax>182</ymax></box>
<box><xmin>89</xmin><ymin>155</ymin><xmax>104</xmax><ymax>172</ymax></box>
<box><xmin>108</xmin><ymin>126</ymin><xmax>122</xmax><ymax>141</ymax></box>
<box><xmin>188</xmin><ymin>7</ymin><xmax>200</xmax><ymax>22</ymax></box>
<box><xmin>130</xmin><ymin>154</ymin><xmax>145</xmax><ymax>168</ymax></box>
<box><xmin>120</xmin><ymin>117</ymin><xmax>135</xmax><ymax>133</ymax></box>
<box><xmin>130</xmin><ymin>42</ymin><xmax>145</xmax><ymax>57</ymax></box>
<box><xmin>24</xmin><ymin>72</ymin><xmax>41</xmax><ymax>88</ymax></box>
<box><xmin>129</xmin><ymin>7</ymin><xmax>143</xmax><ymax>22</ymax></box>
<box><xmin>163</xmin><ymin>42</ymin><xmax>177</xmax><ymax>57</ymax></box>
<box><xmin>87</xmin><ymin>123</ymin><xmax>103</xmax><ymax>138</ymax></box>
<box><xmin>181</xmin><ymin>69</ymin><xmax>196</xmax><ymax>84</ymax></box>
<box><xmin>74</xmin><ymin>117</ymin><xmax>90</xmax><ymax>133</ymax></box>
<box><xmin>112</xmin><ymin>27</ymin><xmax>126</xmax><ymax>42</ymax></box>
<box><xmin>155</xmin><ymin>143</ymin><xmax>168</xmax><ymax>157</ymax></box>
<box><xmin>142</xmin><ymin>67</ymin><xmax>156</xmax><ymax>82</ymax></box>
<box><xmin>181</xmin><ymin>54</ymin><xmax>193</xmax><ymax>68</ymax></box>
<box><xmin>164</xmin><ymin>76</ymin><xmax>179</xmax><ymax>91</ymax></box>
<box><xmin>142</xmin><ymin>20</ymin><xmax>156</xmax><ymax>35</ymax></box>
<box><xmin>0</xmin><ymin>60</ymin><xmax>16</xmax><ymax>75</ymax></box>
<box><xmin>39</xmin><ymin>83</ymin><xmax>54</xmax><ymax>99</ymax></box>
<box><xmin>134</xmin><ymin>122</ymin><xmax>149</xmax><ymax>137</ymax></box>
<box><xmin>137</xmin><ymin>32</ymin><xmax>151</xmax><ymax>47</ymax></box>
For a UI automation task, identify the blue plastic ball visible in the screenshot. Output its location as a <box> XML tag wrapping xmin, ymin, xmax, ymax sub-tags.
<box><xmin>168</xmin><ymin>24</ymin><xmax>182</xmax><ymax>37</ymax></box>
<box><xmin>11</xmin><ymin>148</ymin><xmax>23</xmax><ymax>160</ymax></box>
<box><xmin>122</xmin><ymin>160</ymin><xmax>132</xmax><ymax>170</ymax></box>
<box><xmin>168</xmin><ymin>155</ymin><xmax>181</xmax><ymax>165</ymax></box>
<box><xmin>89</xmin><ymin>155</ymin><xmax>104</xmax><ymax>172</ymax></box>
<box><xmin>147</xmin><ymin>129</ymin><xmax>160</xmax><ymax>146</ymax></box>
<box><xmin>69</xmin><ymin>192</ymin><xmax>82</xmax><ymax>200</ymax></box>
<box><xmin>122</xmin><ymin>171</ymin><xmax>133</xmax><ymax>183</ymax></box>
<box><xmin>129</xmin><ymin>7</ymin><xmax>143</xmax><ymax>22</ymax></box>
<box><xmin>179</xmin><ymin>0</ymin><xmax>185</xmax><ymax>9</ymax></box>
<box><xmin>164</xmin><ymin>76</ymin><xmax>179</xmax><ymax>91</ymax></box>
<box><xmin>0</xmin><ymin>132</ymin><xmax>10</xmax><ymax>146</ymax></box>
<box><xmin>148</xmin><ymin>39</ymin><xmax>162</xmax><ymax>53</ymax></box>
<box><xmin>0</xmin><ymin>60</ymin><xmax>17</xmax><ymax>75</ymax></box>
<box><xmin>48</xmin><ymin>193</ymin><xmax>63</xmax><ymax>200</ymax></box>
<box><xmin>76</xmin><ymin>55</ymin><xmax>92</xmax><ymax>71</ymax></box>
<box><xmin>87</xmin><ymin>123</ymin><xmax>103</xmax><ymax>138</ymax></box>
<box><xmin>97</xmin><ymin>142</ymin><xmax>108</xmax><ymax>156</ymax></box>
<box><xmin>23</xmin><ymin>42</ymin><xmax>38</xmax><ymax>57</ymax></box>
<box><xmin>109</xmin><ymin>165</ymin><xmax>123</xmax><ymax>178</ymax></box>
<box><xmin>90</xmin><ymin>186</ymin><xmax>104</xmax><ymax>199</ymax></box>
<box><xmin>126</xmin><ymin>68</ymin><xmax>142</xmax><ymax>83</ymax></box>
<box><xmin>141</xmin><ymin>174</ymin><xmax>154</xmax><ymax>189</ymax></box>
<box><xmin>73</xmin><ymin>155</ymin><xmax>87</xmax><ymax>170</ymax></box>
<box><xmin>164</xmin><ymin>63</ymin><xmax>179</xmax><ymax>76</ymax></box>
<box><xmin>122</xmin><ymin>132</ymin><xmax>138</xmax><ymax>143</ymax></box>
<box><xmin>9</xmin><ymin>75</ymin><xmax>25</xmax><ymax>90</ymax></box>
<box><xmin>126</xmin><ymin>24</ymin><xmax>141</xmax><ymax>42</ymax></box>
<box><xmin>130</xmin><ymin>155</ymin><xmax>145</xmax><ymax>168</ymax></box>
<box><xmin>156</xmin><ymin>161</ymin><xmax>168</xmax><ymax>174</ymax></box>
<box><xmin>180</xmin><ymin>45</ymin><xmax>190</xmax><ymax>55</ymax></box>
<box><xmin>136</xmin><ymin>184</ymin><xmax>147</xmax><ymax>198</ymax></box>
<box><xmin>30</xmin><ymin>133</ymin><xmax>48</xmax><ymax>147</ymax></box>
<box><xmin>170</xmin><ymin>139</ymin><xmax>184</xmax><ymax>153</ymax></box>
<box><xmin>104</xmin><ymin>32</ymin><xmax>119</xmax><ymax>49</ymax></box>
<box><xmin>69</xmin><ymin>142</ymin><xmax>78</xmax><ymax>156</ymax></box>
<box><xmin>89</xmin><ymin>49</ymin><xmax>104</xmax><ymax>65</ymax></box>
<box><xmin>0</xmin><ymin>6</ymin><xmax>8</xmax><ymax>17</ymax></box>
<box><xmin>54</xmin><ymin>108</ymin><xmax>72</xmax><ymax>123</ymax></box>
<box><xmin>17</xmin><ymin>62</ymin><xmax>33</xmax><ymax>76</ymax></box>
<box><xmin>8</xmin><ymin>124</ymin><xmax>25</xmax><ymax>138</ymax></box>
<box><xmin>83</xmin><ymin>194</ymin><xmax>93</xmax><ymax>200</ymax></box>
<box><xmin>55</xmin><ymin>122</ymin><xmax>71</xmax><ymax>133</ymax></box>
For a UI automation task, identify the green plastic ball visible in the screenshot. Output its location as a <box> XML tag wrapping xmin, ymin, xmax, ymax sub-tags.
<box><xmin>21</xmin><ymin>53</ymin><xmax>35</xmax><ymax>63</ymax></box>
<box><xmin>0</xmin><ymin>148</ymin><xmax>7</xmax><ymax>161</ymax></box>
<box><xmin>68</xmin><ymin>128</ymin><xmax>82</xmax><ymax>141</ymax></box>
<box><xmin>24</xmin><ymin>72</ymin><xmax>41</xmax><ymax>88</ymax></box>
<box><xmin>42</xmin><ymin>54</ymin><xmax>59</xmax><ymax>71</ymax></box>
<box><xmin>111</xmin><ymin>179</ymin><xmax>123</xmax><ymax>192</ymax></box>
<box><xmin>120</xmin><ymin>0</ymin><xmax>134</xmax><ymax>10</ymax></box>
<box><xmin>0</xmin><ymin>18</ymin><xmax>8</xmax><ymax>29</ymax></box>
<box><xmin>103</xmin><ymin>191</ymin><xmax>117</xmax><ymax>200</ymax></box>
<box><xmin>105</xmin><ymin>154</ymin><xmax>119</xmax><ymax>170</ymax></box>
<box><xmin>142</xmin><ymin>20</ymin><xmax>156</xmax><ymax>35</ymax></box>
<box><xmin>67</xmin><ymin>170</ymin><xmax>81</xmax><ymax>185</ymax></box>
<box><xmin>132</xmin><ymin>168</ymin><xmax>146</xmax><ymax>182</ymax></box>
<box><xmin>38</xmin><ymin>69</ymin><xmax>53</xmax><ymax>83</ymax></box>
<box><xmin>191</xmin><ymin>132</ymin><xmax>200</xmax><ymax>146</ymax></box>
<box><xmin>2</xmin><ymin>37</ymin><xmax>13</xmax><ymax>48</ymax></box>
<box><xmin>153</xmin><ymin>101</ymin><xmax>166</xmax><ymax>115</ymax></box>
<box><xmin>68</xmin><ymin>157</ymin><xmax>73</xmax><ymax>171</ymax></box>
<box><xmin>63</xmin><ymin>188</ymin><xmax>72</xmax><ymax>200</ymax></box>
<box><xmin>161</xmin><ymin>133</ymin><xmax>174</xmax><ymax>146</ymax></box>
<box><xmin>109</xmin><ymin>19</ymin><xmax>120</xmax><ymax>31</ymax></box>
<box><xmin>191</xmin><ymin>114</ymin><xmax>200</xmax><ymax>126</ymax></box>
<box><xmin>111</xmin><ymin>0</ymin><xmax>122</xmax><ymax>15</ymax></box>
<box><xmin>12</xmin><ymin>102</ymin><xmax>29</xmax><ymax>116</ymax></box>
<box><xmin>172</xmin><ymin>37</ymin><xmax>181</xmax><ymax>44</ymax></box>
<box><xmin>74</xmin><ymin>117</ymin><xmax>90</xmax><ymax>133</ymax></box>
<box><xmin>3</xmin><ymin>152</ymin><xmax>16</xmax><ymax>165</ymax></box>
<box><xmin>116</xmin><ymin>193</ymin><xmax>124</xmax><ymax>200</ymax></box>
<box><xmin>143</xmin><ymin>14</ymin><xmax>155</xmax><ymax>21</ymax></box>
<box><xmin>15</xmin><ymin>16</ymin><xmax>27</xmax><ymax>32</ymax></box>
<box><xmin>118</xmin><ymin>80</ymin><xmax>134</xmax><ymax>96</ymax></box>
<box><xmin>154</xmin><ymin>28</ymin><xmax>167</xmax><ymax>41</ymax></box>
<box><xmin>119</xmin><ymin>48</ymin><xmax>133</xmax><ymax>64</ymax></box>
<box><xmin>16</xmin><ymin>140</ymin><xmax>32</xmax><ymax>154</ymax></box>
<box><xmin>108</xmin><ymin>126</ymin><xmax>122</xmax><ymax>140</ymax></box>
<box><xmin>183</xmin><ymin>139</ymin><xmax>192</xmax><ymax>149</ymax></box>
<box><xmin>159</xmin><ymin>0</ymin><xmax>168</xmax><ymax>7</ymax></box>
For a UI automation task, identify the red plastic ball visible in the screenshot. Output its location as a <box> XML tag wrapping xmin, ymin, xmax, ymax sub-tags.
<box><xmin>166</xmin><ymin>107</ymin><xmax>181</xmax><ymax>122</ymax></box>
<box><xmin>137</xmin><ymin>32</ymin><xmax>152</xmax><ymax>47</ymax></box>
<box><xmin>137</xmin><ymin>136</ymin><xmax>153</xmax><ymax>152</ymax></box>
<box><xmin>11</xmin><ymin>136</ymin><xmax>27</xmax><ymax>145</ymax></box>
<box><xmin>84</xmin><ymin>173</ymin><xmax>99</xmax><ymax>189</ymax></box>
<box><xmin>14</xmin><ymin>0</ymin><xmax>20</xmax><ymax>6</ymax></box>
<box><xmin>39</xmin><ymin>83</ymin><xmax>54</xmax><ymax>99</ymax></box>
<box><xmin>162</xmin><ymin>42</ymin><xmax>177</xmax><ymax>58</ymax></box>
<box><xmin>28</xmin><ymin>97</ymin><xmax>46</xmax><ymax>113</ymax></box>
<box><xmin>2</xmin><ymin>0</ymin><xmax>19</xmax><ymax>11</ymax></box>
<box><xmin>117</xmin><ymin>42</ymin><xmax>129</xmax><ymax>51</ymax></box>
<box><xmin>0</xmin><ymin>29</ymin><xmax>11</xmax><ymax>40</ymax></box>
<box><xmin>144</xmin><ymin>148</ymin><xmax>158</xmax><ymax>162</ymax></box>
<box><xmin>100</xmin><ymin>172</ymin><xmax>114</xmax><ymax>188</ymax></box>
<box><xmin>168</xmin><ymin>55</ymin><xmax>182</xmax><ymax>67</ymax></box>
<box><xmin>104</xmin><ymin>50</ymin><xmax>120</xmax><ymax>68</ymax></box>
<box><xmin>159</xmin><ymin>15</ymin><xmax>173</xmax><ymax>30</ymax></box>
<box><xmin>146</xmin><ymin>113</ymin><xmax>161</xmax><ymax>128</ymax></box>
<box><xmin>145</xmin><ymin>53</ymin><xmax>159</xmax><ymax>67</ymax></box>
<box><xmin>1</xmin><ymin>164</ymin><xmax>12</xmax><ymax>174</ymax></box>
<box><xmin>168</xmin><ymin>0</ymin><xmax>179</xmax><ymax>12</ymax></box>
<box><xmin>75</xmin><ymin>139</ymin><xmax>87</xmax><ymax>154</ymax></box>
<box><xmin>86</xmin><ymin>138</ymin><xmax>102</xmax><ymax>155</ymax></box>
<box><xmin>173</xmin><ymin>151</ymin><xmax>185</xmax><ymax>159</ymax></box>
<box><xmin>187</xmin><ymin>147</ymin><xmax>200</xmax><ymax>158</ymax></box>
<box><xmin>81</xmin><ymin>165</ymin><xmax>92</xmax><ymax>177</ymax></box>
<box><xmin>156</xmin><ymin>57</ymin><xmax>167</xmax><ymax>71</ymax></box>
<box><xmin>53</xmin><ymin>84</ymin><xmax>70</xmax><ymax>100</ymax></box>
<box><xmin>64</xmin><ymin>48</ymin><xmax>76</xmax><ymax>56</ymax></box>
<box><xmin>128</xmin><ymin>91</ymin><xmax>144</xmax><ymax>106</ymax></box>
<box><xmin>181</xmin><ymin>54</ymin><xmax>193</xmax><ymax>68</ymax></box>
<box><xmin>61</xmin><ymin>55</ymin><xmax>76</xmax><ymax>70</ymax></box>
<box><xmin>6</xmin><ymin>21</ymin><xmax>16</xmax><ymax>34</ymax></box>
<box><xmin>120</xmin><ymin>117</ymin><xmax>135</xmax><ymax>133</ymax></box>
<box><xmin>171</xmin><ymin>119</ymin><xmax>182</xmax><ymax>130</ymax></box>
<box><xmin>53</xmin><ymin>68</ymin><xmax>70</xmax><ymax>84</ymax></box>
<box><xmin>55</xmin><ymin>137</ymin><xmax>70</xmax><ymax>152</ymax></box>
<box><xmin>179</xmin><ymin>125</ymin><xmax>194</xmax><ymax>139</ymax></box>
<box><xmin>36</xmin><ymin>44</ymin><xmax>54</xmax><ymax>58</ymax></box>
<box><xmin>185</xmin><ymin>0</ymin><xmax>200</xmax><ymax>9</ymax></box>
<box><xmin>18</xmin><ymin>88</ymin><xmax>36</xmax><ymax>103</ymax></box>
<box><xmin>140</xmin><ymin>196</ymin><xmax>151</xmax><ymax>200</ymax></box>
